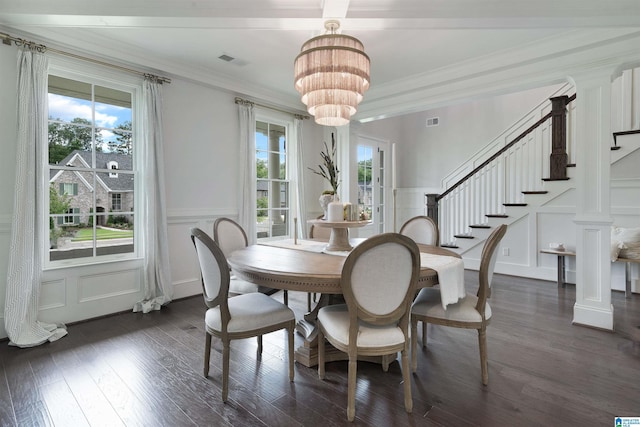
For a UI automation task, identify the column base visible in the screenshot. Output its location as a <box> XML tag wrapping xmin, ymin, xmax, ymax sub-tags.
<box><xmin>573</xmin><ymin>302</ymin><xmax>614</xmax><ymax>331</ymax></box>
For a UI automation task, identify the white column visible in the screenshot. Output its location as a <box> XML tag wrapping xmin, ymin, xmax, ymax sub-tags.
<box><xmin>571</xmin><ymin>68</ymin><xmax>615</xmax><ymax>330</ymax></box>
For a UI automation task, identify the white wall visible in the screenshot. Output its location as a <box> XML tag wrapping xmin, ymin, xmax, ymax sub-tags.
<box><xmin>360</xmin><ymin>84</ymin><xmax>562</xmax><ymax>189</ymax></box>
<box><xmin>0</xmin><ymin>46</ymin><xmax>326</xmax><ymax>339</ymax></box>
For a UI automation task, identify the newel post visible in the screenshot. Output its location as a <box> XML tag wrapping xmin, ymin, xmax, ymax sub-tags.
<box><xmin>549</xmin><ymin>95</ymin><xmax>570</xmax><ymax>180</ymax></box>
<box><xmin>425</xmin><ymin>193</ymin><xmax>439</xmax><ymax>224</ymax></box>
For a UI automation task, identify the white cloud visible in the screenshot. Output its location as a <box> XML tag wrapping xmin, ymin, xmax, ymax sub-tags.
<box><xmin>48</xmin><ymin>94</ymin><xmax>121</xmax><ymax>128</ymax></box>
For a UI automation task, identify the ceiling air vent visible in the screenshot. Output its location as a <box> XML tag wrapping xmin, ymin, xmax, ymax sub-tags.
<box><xmin>426</xmin><ymin>117</ymin><xmax>439</xmax><ymax>127</ymax></box>
<box><xmin>218</xmin><ymin>54</ymin><xmax>235</xmax><ymax>62</ymax></box>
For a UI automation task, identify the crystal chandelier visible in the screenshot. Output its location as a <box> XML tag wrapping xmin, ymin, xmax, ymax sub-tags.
<box><xmin>294</xmin><ymin>20</ymin><xmax>370</xmax><ymax>126</ymax></box>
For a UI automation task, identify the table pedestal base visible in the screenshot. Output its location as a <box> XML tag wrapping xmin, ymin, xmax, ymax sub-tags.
<box><xmin>326</xmin><ymin>228</ymin><xmax>352</xmax><ymax>252</ymax></box>
<box><xmin>294</xmin><ymin>294</ymin><xmax>398</xmax><ymax>369</ymax></box>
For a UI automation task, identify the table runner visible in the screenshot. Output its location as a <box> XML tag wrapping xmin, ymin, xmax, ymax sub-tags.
<box><xmin>420</xmin><ymin>253</ymin><xmax>465</xmax><ymax>309</ymax></box>
<box><xmin>260</xmin><ymin>239</ymin><xmax>465</xmax><ymax>309</ymax></box>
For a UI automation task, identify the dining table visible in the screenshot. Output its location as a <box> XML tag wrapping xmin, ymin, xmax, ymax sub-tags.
<box><xmin>227</xmin><ymin>238</ymin><xmax>462</xmax><ymax>367</ymax></box>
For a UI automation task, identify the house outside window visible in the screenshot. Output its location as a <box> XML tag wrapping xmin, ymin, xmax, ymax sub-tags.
<box><xmin>255</xmin><ymin>119</ymin><xmax>289</xmax><ymax>240</ymax></box>
<box><xmin>47</xmin><ymin>73</ymin><xmax>136</xmax><ymax>263</ymax></box>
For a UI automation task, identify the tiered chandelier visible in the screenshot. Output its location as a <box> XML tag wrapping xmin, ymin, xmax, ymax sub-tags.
<box><xmin>294</xmin><ymin>20</ymin><xmax>370</xmax><ymax>126</ymax></box>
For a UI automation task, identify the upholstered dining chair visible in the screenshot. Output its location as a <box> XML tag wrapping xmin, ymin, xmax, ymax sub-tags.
<box><xmin>309</xmin><ymin>214</ymin><xmax>332</xmax><ymax>241</ymax></box>
<box><xmin>410</xmin><ymin>224</ymin><xmax>507</xmax><ymax>386</ymax></box>
<box><xmin>213</xmin><ymin>217</ymin><xmax>283</xmax><ymax>300</ymax></box>
<box><xmin>399</xmin><ymin>215</ymin><xmax>439</xmax><ymax>246</ymax></box>
<box><xmin>190</xmin><ymin>227</ymin><xmax>295</xmax><ymax>402</ymax></box>
<box><xmin>317</xmin><ymin>233</ymin><xmax>420</xmax><ymax>422</ymax></box>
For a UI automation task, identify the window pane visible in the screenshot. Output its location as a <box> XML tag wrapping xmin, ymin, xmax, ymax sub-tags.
<box><xmin>48</xmin><ymin>74</ymin><xmax>136</xmax><ymax>265</ymax></box>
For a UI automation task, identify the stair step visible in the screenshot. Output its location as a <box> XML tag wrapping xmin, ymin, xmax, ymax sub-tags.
<box><xmin>522</xmin><ymin>191</ymin><xmax>548</xmax><ymax>195</ymax></box>
<box><xmin>469</xmin><ymin>224</ymin><xmax>491</xmax><ymax>229</ymax></box>
<box><xmin>454</xmin><ymin>234</ymin><xmax>474</xmax><ymax>239</ymax></box>
<box><xmin>486</xmin><ymin>214</ymin><xmax>508</xmax><ymax>218</ymax></box>
<box><xmin>542</xmin><ymin>177</ymin><xmax>570</xmax><ymax>181</ymax></box>
<box><xmin>611</xmin><ymin>146</ymin><xmax>622</xmax><ymax>151</ymax></box>
<box><xmin>503</xmin><ymin>203</ymin><xmax>527</xmax><ymax>207</ymax></box>
<box><xmin>440</xmin><ymin>244</ymin><xmax>459</xmax><ymax>249</ymax></box>
<box><xmin>567</xmin><ymin>163</ymin><xmax>576</xmax><ymax>167</ymax></box>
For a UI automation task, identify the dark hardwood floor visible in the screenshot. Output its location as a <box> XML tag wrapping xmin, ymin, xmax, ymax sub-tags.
<box><xmin>1</xmin><ymin>273</ymin><xmax>639</xmax><ymax>426</ymax></box>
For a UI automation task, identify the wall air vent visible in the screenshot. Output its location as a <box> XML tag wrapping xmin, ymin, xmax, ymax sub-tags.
<box><xmin>426</xmin><ymin>117</ymin><xmax>439</xmax><ymax>127</ymax></box>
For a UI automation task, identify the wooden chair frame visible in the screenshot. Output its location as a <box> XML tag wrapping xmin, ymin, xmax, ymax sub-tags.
<box><xmin>411</xmin><ymin>224</ymin><xmax>507</xmax><ymax>385</ymax></box>
<box><xmin>190</xmin><ymin>227</ymin><xmax>295</xmax><ymax>402</ymax></box>
<box><xmin>318</xmin><ymin>233</ymin><xmax>420</xmax><ymax>421</ymax></box>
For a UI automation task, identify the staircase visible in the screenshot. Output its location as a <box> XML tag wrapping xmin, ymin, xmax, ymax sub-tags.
<box><xmin>431</xmin><ymin>89</ymin><xmax>640</xmax><ymax>258</ymax></box>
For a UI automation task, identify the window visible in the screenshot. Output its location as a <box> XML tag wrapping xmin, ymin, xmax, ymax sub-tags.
<box><xmin>47</xmin><ymin>74</ymin><xmax>136</xmax><ymax>263</ymax></box>
<box><xmin>111</xmin><ymin>193</ymin><xmax>122</xmax><ymax>211</ymax></box>
<box><xmin>255</xmin><ymin>120</ymin><xmax>289</xmax><ymax>240</ymax></box>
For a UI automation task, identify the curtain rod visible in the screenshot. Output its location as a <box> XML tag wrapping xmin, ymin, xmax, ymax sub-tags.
<box><xmin>0</xmin><ymin>31</ymin><xmax>171</xmax><ymax>84</ymax></box>
<box><xmin>235</xmin><ymin>97</ymin><xmax>309</xmax><ymax>120</ymax></box>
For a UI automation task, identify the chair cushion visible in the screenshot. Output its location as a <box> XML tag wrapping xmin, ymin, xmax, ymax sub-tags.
<box><xmin>318</xmin><ymin>304</ymin><xmax>406</xmax><ymax>348</ymax></box>
<box><xmin>228</xmin><ymin>276</ymin><xmax>259</xmax><ymax>295</ymax></box>
<box><xmin>205</xmin><ymin>293</ymin><xmax>295</xmax><ymax>333</ymax></box>
<box><xmin>412</xmin><ymin>288</ymin><xmax>491</xmax><ymax>323</ymax></box>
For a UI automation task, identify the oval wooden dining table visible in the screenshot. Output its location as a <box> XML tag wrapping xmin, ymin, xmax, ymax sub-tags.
<box><xmin>228</xmin><ymin>239</ymin><xmax>460</xmax><ymax>367</ymax></box>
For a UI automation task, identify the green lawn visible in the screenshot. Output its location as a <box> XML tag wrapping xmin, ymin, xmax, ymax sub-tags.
<box><xmin>72</xmin><ymin>227</ymin><xmax>133</xmax><ymax>241</ymax></box>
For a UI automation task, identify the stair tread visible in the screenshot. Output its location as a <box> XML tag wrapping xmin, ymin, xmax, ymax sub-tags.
<box><xmin>503</xmin><ymin>203</ymin><xmax>527</xmax><ymax>207</ymax></box>
<box><xmin>469</xmin><ymin>224</ymin><xmax>491</xmax><ymax>228</ymax></box>
<box><xmin>522</xmin><ymin>191</ymin><xmax>548</xmax><ymax>194</ymax></box>
<box><xmin>454</xmin><ymin>234</ymin><xmax>474</xmax><ymax>239</ymax></box>
<box><xmin>542</xmin><ymin>177</ymin><xmax>570</xmax><ymax>181</ymax></box>
<box><xmin>486</xmin><ymin>214</ymin><xmax>508</xmax><ymax>218</ymax></box>
<box><xmin>611</xmin><ymin>146</ymin><xmax>622</xmax><ymax>150</ymax></box>
<box><xmin>440</xmin><ymin>244</ymin><xmax>459</xmax><ymax>249</ymax></box>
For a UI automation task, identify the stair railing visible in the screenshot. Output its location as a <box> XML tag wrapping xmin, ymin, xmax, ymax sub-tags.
<box><xmin>428</xmin><ymin>94</ymin><xmax>576</xmax><ymax>246</ymax></box>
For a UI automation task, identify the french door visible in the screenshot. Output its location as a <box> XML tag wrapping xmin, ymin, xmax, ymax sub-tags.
<box><xmin>356</xmin><ymin>136</ymin><xmax>390</xmax><ymax>237</ymax></box>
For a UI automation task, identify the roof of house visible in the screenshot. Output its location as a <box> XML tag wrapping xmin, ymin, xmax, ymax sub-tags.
<box><xmin>51</xmin><ymin>150</ymin><xmax>134</xmax><ymax>192</ymax></box>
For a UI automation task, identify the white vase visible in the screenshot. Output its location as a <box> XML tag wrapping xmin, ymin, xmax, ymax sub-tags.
<box><xmin>318</xmin><ymin>194</ymin><xmax>334</xmax><ymax>219</ymax></box>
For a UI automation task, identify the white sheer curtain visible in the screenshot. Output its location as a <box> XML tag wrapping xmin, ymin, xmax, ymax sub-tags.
<box><xmin>291</xmin><ymin>118</ymin><xmax>308</xmax><ymax>239</ymax></box>
<box><xmin>238</xmin><ymin>102</ymin><xmax>257</xmax><ymax>244</ymax></box>
<box><xmin>133</xmin><ymin>78</ymin><xmax>174</xmax><ymax>313</ymax></box>
<box><xmin>4</xmin><ymin>48</ymin><xmax>67</xmax><ymax>347</ymax></box>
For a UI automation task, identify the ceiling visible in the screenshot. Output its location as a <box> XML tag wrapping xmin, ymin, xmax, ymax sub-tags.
<box><xmin>2</xmin><ymin>0</ymin><xmax>640</xmax><ymax>123</ymax></box>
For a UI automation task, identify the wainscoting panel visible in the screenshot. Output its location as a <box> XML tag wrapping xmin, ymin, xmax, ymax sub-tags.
<box><xmin>78</xmin><ymin>269</ymin><xmax>141</xmax><ymax>303</ymax></box>
<box><xmin>40</xmin><ymin>278</ymin><xmax>67</xmax><ymax>310</ymax></box>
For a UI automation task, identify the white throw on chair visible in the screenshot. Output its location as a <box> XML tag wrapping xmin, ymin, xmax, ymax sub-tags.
<box><xmin>190</xmin><ymin>227</ymin><xmax>295</xmax><ymax>402</ymax></box>
<box><xmin>410</xmin><ymin>224</ymin><xmax>507</xmax><ymax>385</ymax></box>
<box><xmin>213</xmin><ymin>217</ymin><xmax>282</xmax><ymax>299</ymax></box>
<box><xmin>399</xmin><ymin>215</ymin><xmax>439</xmax><ymax>246</ymax></box>
<box><xmin>317</xmin><ymin>233</ymin><xmax>420</xmax><ymax>422</ymax></box>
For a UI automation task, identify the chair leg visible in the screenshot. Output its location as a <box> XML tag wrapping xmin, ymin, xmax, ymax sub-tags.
<box><xmin>204</xmin><ymin>332</ymin><xmax>212</xmax><ymax>377</ymax></box>
<box><xmin>318</xmin><ymin>329</ymin><xmax>325</xmax><ymax>380</ymax></box>
<box><xmin>307</xmin><ymin>292</ymin><xmax>312</xmax><ymax>312</ymax></box>
<box><xmin>288</xmin><ymin>325</ymin><xmax>295</xmax><ymax>382</ymax></box>
<box><xmin>257</xmin><ymin>335</ymin><xmax>263</xmax><ymax>355</ymax></box>
<box><xmin>401</xmin><ymin>346</ymin><xmax>413</xmax><ymax>414</ymax></box>
<box><xmin>478</xmin><ymin>327</ymin><xmax>489</xmax><ymax>386</ymax></box>
<box><xmin>410</xmin><ymin>317</ymin><xmax>418</xmax><ymax>373</ymax></box>
<box><xmin>284</xmin><ymin>290</ymin><xmax>288</xmax><ymax>306</ymax></box>
<box><xmin>422</xmin><ymin>321</ymin><xmax>427</xmax><ymax>348</ymax></box>
<box><xmin>222</xmin><ymin>338</ymin><xmax>230</xmax><ymax>402</ymax></box>
<box><xmin>347</xmin><ymin>355</ymin><xmax>357</xmax><ymax>422</ymax></box>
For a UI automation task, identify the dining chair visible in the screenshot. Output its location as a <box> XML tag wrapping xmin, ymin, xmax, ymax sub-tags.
<box><xmin>399</xmin><ymin>215</ymin><xmax>439</xmax><ymax>246</ymax></box>
<box><xmin>317</xmin><ymin>233</ymin><xmax>420</xmax><ymax>422</ymax></box>
<box><xmin>190</xmin><ymin>227</ymin><xmax>295</xmax><ymax>402</ymax></box>
<box><xmin>410</xmin><ymin>224</ymin><xmax>507</xmax><ymax>385</ymax></box>
<box><xmin>306</xmin><ymin>214</ymin><xmax>333</xmax><ymax>311</ymax></box>
<box><xmin>309</xmin><ymin>215</ymin><xmax>332</xmax><ymax>241</ymax></box>
<box><xmin>213</xmin><ymin>217</ymin><xmax>283</xmax><ymax>300</ymax></box>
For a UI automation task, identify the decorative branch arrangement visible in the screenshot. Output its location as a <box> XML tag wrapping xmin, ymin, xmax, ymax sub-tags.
<box><xmin>308</xmin><ymin>132</ymin><xmax>340</xmax><ymax>194</ymax></box>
